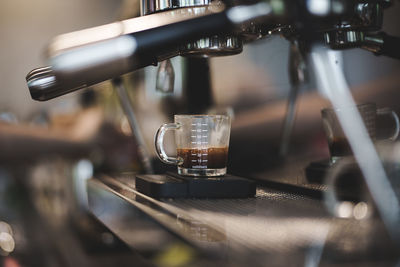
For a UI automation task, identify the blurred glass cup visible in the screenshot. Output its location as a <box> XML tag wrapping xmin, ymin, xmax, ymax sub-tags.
<box><xmin>323</xmin><ymin>142</ymin><xmax>400</xmax><ymax>220</ymax></box>
<box><xmin>321</xmin><ymin>103</ymin><xmax>399</xmax><ymax>163</ymax></box>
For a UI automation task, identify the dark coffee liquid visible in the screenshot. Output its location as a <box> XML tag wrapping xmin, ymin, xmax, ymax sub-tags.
<box><xmin>177</xmin><ymin>147</ymin><xmax>228</xmax><ymax>169</ymax></box>
<box><xmin>329</xmin><ymin>137</ymin><xmax>352</xmax><ymax>157</ymax></box>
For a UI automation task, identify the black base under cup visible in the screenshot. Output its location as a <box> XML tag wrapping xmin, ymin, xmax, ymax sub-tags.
<box><xmin>305</xmin><ymin>159</ymin><xmax>333</xmax><ymax>184</ymax></box>
<box><xmin>135</xmin><ymin>172</ymin><xmax>256</xmax><ymax>199</ymax></box>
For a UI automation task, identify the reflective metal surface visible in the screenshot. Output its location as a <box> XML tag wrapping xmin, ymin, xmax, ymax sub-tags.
<box><xmin>141</xmin><ymin>0</ymin><xmax>212</xmax><ymax>15</ymax></box>
<box><xmin>156</xmin><ymin>59</ymin><xmax>175</xmax><ymax>92</ymax></box>
<box><xmin>279</xmin><ymin>41</ymin><xmax>307</xmax><ymax>156</ymax></box>
<box><xmin>180</xmin><ymin>35</ymin><xmax>242</xmax><ymax>57</ymax></box>
<box><xmin>112</xmin><ymin>79</ymin><xmax>154</xmax><ymax>174</ymax></box>
<box><xmin>141</xmin><ymin>0</ymin><xmax>243</xmax><ymax>57</ymax></box>
<box><xmin>324</xmin><ymin>30</ymin><xmax>364</xmax><ymax>49</ymax></box>
<box><xmin>87</xmin><ymin>175</ymin><xmax>399</xmax><ymax>266</ymax></box>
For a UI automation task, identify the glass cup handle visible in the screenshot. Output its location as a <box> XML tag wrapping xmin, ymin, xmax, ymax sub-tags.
<box><xmin>155</xmin><ymin>123</ymin><xmax>183</xmax><ymax>165</ymax></box>
<box><xmin>377</xmin><ymin>108</ymin><xmax>400</xmax><ymax>141</ymax></box>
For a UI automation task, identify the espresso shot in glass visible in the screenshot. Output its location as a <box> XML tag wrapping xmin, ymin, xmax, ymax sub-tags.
<box><xmin>155</xmin><ymin>115</ymin><xmax>231</xmax><ymax>177</ymax></box>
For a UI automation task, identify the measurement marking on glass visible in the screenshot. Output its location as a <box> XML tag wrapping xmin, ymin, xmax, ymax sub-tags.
<box><xmin>202</xmin><ymin>135</ymin><xmax>207</xmax><ymax>138</ymax></box>
<box><xmin>193</xmin><ymin>165</ymin><xmax>207</xmax><ymax>169</ymax></box>
<box><xmin>202</xmin><ymin>130</ymin><xmax>208</xmax><ymax>132</ymax></box>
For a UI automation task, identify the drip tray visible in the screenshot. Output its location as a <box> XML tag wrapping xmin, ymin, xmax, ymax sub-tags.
<box><xmin>135</xmin><ymin>172</ymin><xmax>256</xmax><ymax>199</ymax></box>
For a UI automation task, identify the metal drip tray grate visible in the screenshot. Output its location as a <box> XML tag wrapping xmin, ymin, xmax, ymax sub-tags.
<box><xmin>88</xmin><ymin>175</ymin><xmax>399</xmax><ymax>266</ymax></box>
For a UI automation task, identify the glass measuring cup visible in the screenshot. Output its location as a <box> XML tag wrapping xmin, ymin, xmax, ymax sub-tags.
<box><xmin>155</xmin><ymin>115</ymin><xmax>231</xmax><ymax>176</ymax></box>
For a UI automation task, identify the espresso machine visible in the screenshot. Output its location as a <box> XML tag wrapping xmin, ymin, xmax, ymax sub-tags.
<box><xmin>24</xmin><ymin>0</ymin><xmax>400</xmax><ymax>265</ymax></box>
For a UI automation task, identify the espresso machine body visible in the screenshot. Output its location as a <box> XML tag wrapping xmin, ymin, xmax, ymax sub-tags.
<box><xmin>21</xmin><ymin>0</ymin><xmax>400</xmax><ymax>265</ymax></box>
